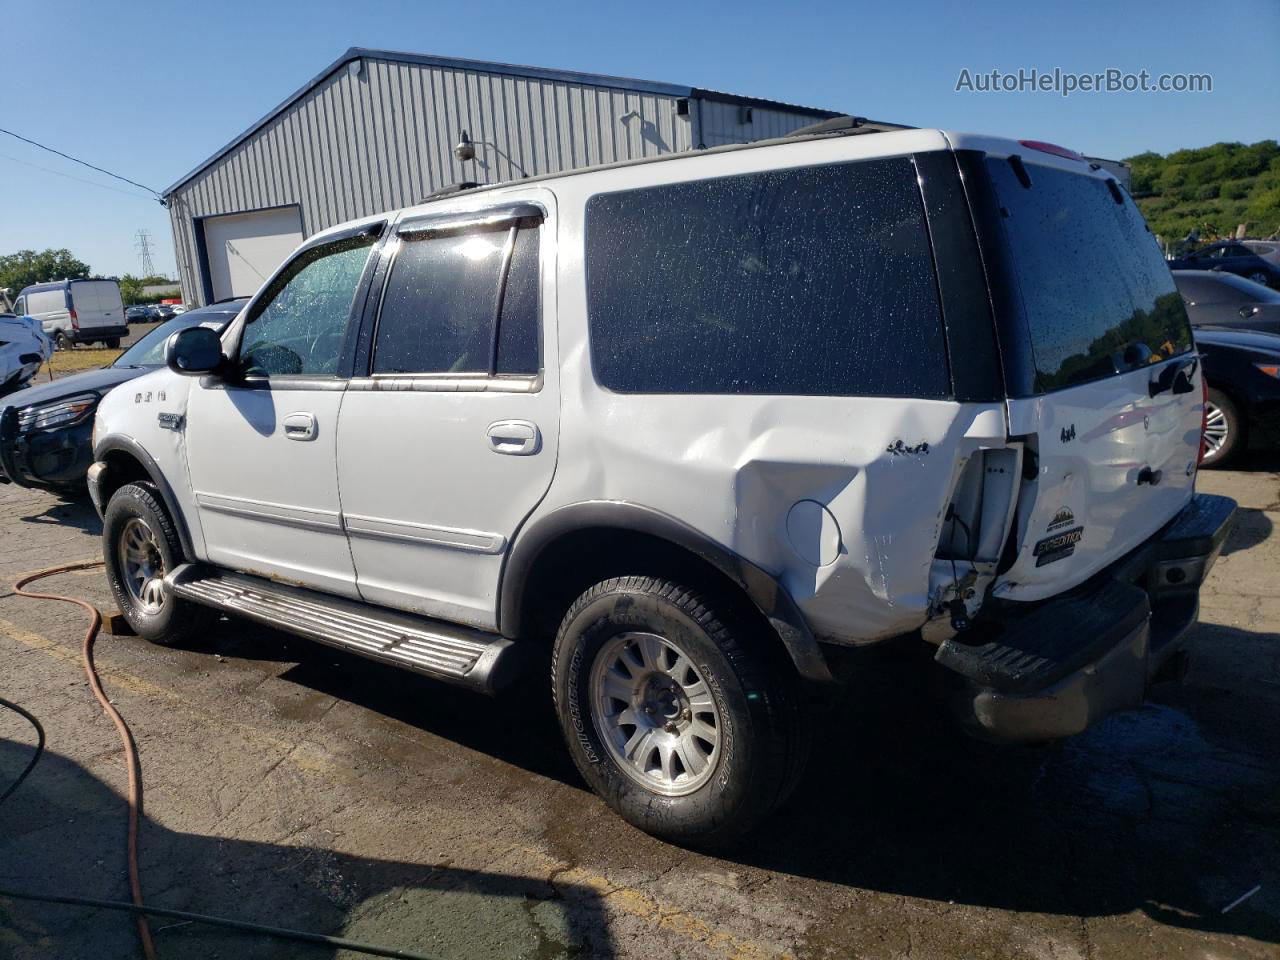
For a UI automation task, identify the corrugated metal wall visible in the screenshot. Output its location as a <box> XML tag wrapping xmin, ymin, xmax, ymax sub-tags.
<box><xmin>169</xmin><ymin>56</ymin><xmax>701</xmax><ymax>304</ymax></box>
<box><xmin>694</xmin><ymin>99</ymin><xmax>822</xmax><ymax>147</ymax></box>
<box><xmin>167</xmin><ymin>54</ymin><xmax>830</xmax><ymax>305</ymax></box>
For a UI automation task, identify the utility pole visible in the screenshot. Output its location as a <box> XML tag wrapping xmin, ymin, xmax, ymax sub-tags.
<box><xmin>134</xmin><ymin>228</ymin><xmax>157</xmax><ymax>277</ymax></box>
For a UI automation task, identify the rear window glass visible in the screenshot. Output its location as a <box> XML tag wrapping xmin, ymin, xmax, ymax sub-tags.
<box><xmin>986</xmin><ymin>159</ymin><xmax>1193</xmax><ymax>393</ymax></box>
<box><xmin>584</xmin><ymin>157</ymin><xmax>948</xmax><ymax>397</ymax></box>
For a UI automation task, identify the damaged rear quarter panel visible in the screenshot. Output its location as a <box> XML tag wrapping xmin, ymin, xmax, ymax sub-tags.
<box><xmin>544</xmin><ymin>362</ymin><xmax>1007</xmax><ymax>644</ymax></box>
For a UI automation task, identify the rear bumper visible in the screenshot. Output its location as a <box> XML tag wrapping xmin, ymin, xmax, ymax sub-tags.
<box><xmin>938</xmin><ymin>492</ymin><xmax>1237</xmax><ymax>742</ymax></box>
<box><xmin>69</xmin><ymin>325</ymin><xmax>128</xmax><ymax>343</ymax></box>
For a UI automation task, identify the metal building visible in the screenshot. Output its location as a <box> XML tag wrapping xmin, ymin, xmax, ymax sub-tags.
<box><xmin>162</xmin><ymin>48</ymin><xmax>839</xmax><ymax>305</ymax></box>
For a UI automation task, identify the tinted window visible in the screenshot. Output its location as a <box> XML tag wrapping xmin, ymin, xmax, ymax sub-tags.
<box><xmin>239</xmin><ymin>234</ymin><xmax>375</xmax><ymax>377</ymax></box>
<box><xmin>373</xmin><ymin>223</ymin><xmax>539</xmax><ymax>375</ymax></box>
<box><xmin>585</xmin><ymin>158</ymin><xmax>948</xmax><ymax>396</ymax></box>
<box><xmin>986</xmin><ymin>159</ymin><xmax>1192</xmax><ymax>392</ymax></box>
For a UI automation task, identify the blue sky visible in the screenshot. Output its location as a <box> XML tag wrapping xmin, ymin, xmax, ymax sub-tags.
<box><xmin>3</xmin><ymin>0</ymin><xmax>1277</xmax><ymax>280</ymax></box>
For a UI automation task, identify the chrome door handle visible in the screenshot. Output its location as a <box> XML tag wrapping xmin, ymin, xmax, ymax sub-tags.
<box><xmin>487</xmin><ymin>419</ymin><xmax>540</xmax><ymax>456</ymax></box>
<box><xmin>283</xmin><ymin>412</ymin><xmax>317</xmax><ymax>441</ymax></box>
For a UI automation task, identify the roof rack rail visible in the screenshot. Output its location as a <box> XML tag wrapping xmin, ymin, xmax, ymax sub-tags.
<box><xmin>785</xmin><ymin>115</ymin><xmax>915</xmax><ymax>138</ymax></box>
<box><xmin>420</xmin><ymin>181</ymin><xmax>482</xmax><ymax>202</ymax></box>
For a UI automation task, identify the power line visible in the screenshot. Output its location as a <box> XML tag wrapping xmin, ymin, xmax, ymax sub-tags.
<box><xmin>0</xmin><ymin>150</ymin><xmax>157</xmax><ymax>201</ymax></box>
<box><xmin>0</xmin><ymin>125</ymin><xmax>162</xmax><ymax>199</ymax></box>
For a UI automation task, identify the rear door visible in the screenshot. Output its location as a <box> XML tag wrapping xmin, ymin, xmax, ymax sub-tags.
<box><xmin>335</xmin><ymin>196</ymin><xmax>558</xmax><ymax>630</ymax></box>
<box><xmin>980</xmin><ymin>154</ymin><xmax>1201</xmax><ymax>601</ymax></box>
<box><xmin>69</xmin><ymin>280</ymin><xmax>124</xmax><ymax>332</ymax></box>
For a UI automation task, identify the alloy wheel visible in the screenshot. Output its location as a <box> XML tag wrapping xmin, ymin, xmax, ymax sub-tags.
<box><xmin>589</xmin><ymin>631</ymin><xmax>722</xmax><ymax>797</ymax></box>
<box><xmin>118</xmin><ymin>517</ymin><xmax>166</xmax><ymax>614</ymax></box>
<box><xmin>1203</xmin><ymin>400</ymin><xmax>1229</xmax><ymax>459</ymax></box>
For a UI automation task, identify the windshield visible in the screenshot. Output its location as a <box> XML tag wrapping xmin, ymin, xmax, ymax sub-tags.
<box><xmin>986</xmin><ymin>159</ymin><xmax>1193</xmax><ymax>393</ymax></box>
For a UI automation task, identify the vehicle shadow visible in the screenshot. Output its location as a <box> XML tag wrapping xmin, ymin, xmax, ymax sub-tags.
<box><xmin>15</xmin><ymin>494</ymin><xmax>101</xmax><ymax>536</ymax></box>
<box><xmin>1221</xmin><ymin>505</ymin><xmax>1273</xmax><ymax>556</ymax></box>
<box><xmin>726</xmin><ymin>630</ymin><xmax>1280</xmax><ymax>946</ymax></box>
<box><xmin>0</xmin><ymin>740</ymin><xmax>614</xmax><ymax>960</ymax></box>
<box><xmin>240</xmin><ymin>617</ymin><xmax>1279</xmax><ymax>946</ymax></box>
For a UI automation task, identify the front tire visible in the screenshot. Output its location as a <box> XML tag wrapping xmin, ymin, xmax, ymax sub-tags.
<box><xmin>103</xmin><ymin>482</ymin><xmax>209</xmax><ymax>645</ymax></box>
<box><xmin>1202</xmin><ymin>388</ymin><xmax>1243</xmax><ymax>467</ymax></box>
<box><xmin>552</xmin><ymin>576</ymin><xmax>807</xmax><ymax>845</ymax></box>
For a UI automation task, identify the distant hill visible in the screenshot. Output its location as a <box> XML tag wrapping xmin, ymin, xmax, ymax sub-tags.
<box><xmin>1125</xmin><ymin>140</ymin><xmax>1280</xmax><ymax>243</ymax></box>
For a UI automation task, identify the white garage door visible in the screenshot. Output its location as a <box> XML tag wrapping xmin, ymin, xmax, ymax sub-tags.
<box><xmin>203</xmin><ymin>207</ymin><xmax>304</xmax><ymax>301</ymax></box>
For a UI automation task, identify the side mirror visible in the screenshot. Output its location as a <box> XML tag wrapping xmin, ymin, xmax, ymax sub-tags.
<box><xmin>165</xmin><ymin>326</ymin><xmax>224</xmax><ymax>376</ymax></box>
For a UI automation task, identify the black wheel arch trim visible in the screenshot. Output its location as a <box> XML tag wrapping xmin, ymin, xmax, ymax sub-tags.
<box><xmin>499</xmin><ymin>500</ymin><xmax>836</xmax><ymax>685</ymax></box>
<box><xmin>92</xmin><ymin>434</ymin><xmax>195</xmax><ymax>561</ymax></box>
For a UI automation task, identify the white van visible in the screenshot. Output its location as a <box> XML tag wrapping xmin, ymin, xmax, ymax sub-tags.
<box><xmin>13</xmin><ymin>279</ymin><xmax>128</xmax><ymax>349</ymax></box>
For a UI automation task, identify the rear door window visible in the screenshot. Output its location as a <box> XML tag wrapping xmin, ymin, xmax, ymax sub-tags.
<box><xmin>985</xmin><ymin>159</ymin><xmax>1192</xmax><ymax>392</ymax></box>
<box><xmin>584</xmin><ymin>157</ymin><xmax>948</xmax><ymax>397</ymax></box>
<box><xmin>372</xmin><ymin>221</ymin><xmax>540</xmax><ymax>376</ymax></box>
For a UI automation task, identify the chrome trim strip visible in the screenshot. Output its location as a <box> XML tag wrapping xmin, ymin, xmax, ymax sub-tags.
<box><xmin>346</xmin><ymin>375</ymin><xmax>539</xmax><ymax>394</ymax></box>
<box><xmin>343</xmin><ymin>514</ymin><xmax>506</xmax><ymax>554</ymax></box>
<box><xmin>195</xmin><ymin>492</ymin><xmax>344</xmax><ymax>532</ymax></box>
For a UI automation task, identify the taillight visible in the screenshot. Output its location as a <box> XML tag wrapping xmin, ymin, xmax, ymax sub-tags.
<box><xmin>1198</xmin><ymin>374</ymin><xmax>1209</xmax><ymax>466</ymax></box>
<box><xmin>69</xmin><ymin>308</ymin><xmax>79</xmax><ymax>330</ymax></box>
<box><xmin>1017</xmin><ymin>139</ymin><xmax>1085</xmax><ymax>162</ymax></box>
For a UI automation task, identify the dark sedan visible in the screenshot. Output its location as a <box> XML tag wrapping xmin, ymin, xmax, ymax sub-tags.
<box><xmin>0</xmin><ymin>299</ymin><xmax>246</xmax><ymax>492</ymax></box>
<box><xmin>1174</xmin><ymin>270</ymin><xmax>1280</xmax><ymax>335</ymax></box>
<box><xmin>1167</xmin><ymin>240</ymin><xmax>1280</xmax><ymax>288</ymax></box>
<box><xmin>1196</xmin><ymin>325</ymin><xmax>1280</xmax><ymax>466</ymax></box>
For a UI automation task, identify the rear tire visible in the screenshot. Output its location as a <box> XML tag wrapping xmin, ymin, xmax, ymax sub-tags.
<box><xmin>1202</xmin><ymin>388</ymin><xmax>1243</xmax><ymax>467</ymax></box>
<box><xmin>1246</xmin><ymin>271</ymin><xmax>1270</xmax><ymax>287</ymax></box>
<box><xmin>103</xmin><ymin>482</ymin><xmax>210</xmax><ymax>645</ymax></box>
<box><xmin>552</xmin><ymin>576</ymin><xmax>808</xmax><ymax>846</ymax></box>
<box><xmin>54</xmin><ymin>332</ymin><xmax>70</xmax><ymax>351</ymax></box>
<box><xmin>105</xmin><ymin>337</ymin><xmax>120</xmax><ymax>349</ymax></box>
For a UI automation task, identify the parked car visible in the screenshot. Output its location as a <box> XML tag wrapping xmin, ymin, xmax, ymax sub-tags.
<box><xmin>0</xmin><ymin>300</ymin><xmax>246</xmax><ymax>492</ymax></box>
<box><xmin>154</xmin><ymin>304</ymin><xmax>177</xmax><ymax>321</ymax></box>
<box><xmin>12</xmin><ymin>278</ymin><xmax>129</xmax><ymax>349</ymax></box>
<box><xmin>0</xmin><ymin>313</ymin><xmax>54</xmax><ymax>397</ymax></box>
<box><xmin>171</xmin><ymin>304</ymin><xmax>188</xmax><ymax>315</ymax></box>
<box><xmin>1195</xmin><ymin>325</ymin><xmax>1280</xmax><ymax>466</ymax></box>
<box><xmin>1241</xmin><ymin>240</ymin><xmax>1280</xmax><ymax>271</ymax></box>
<box><xmin>1174</xmin><ymin>269</ymin><xmax>1280</xmax><ymax>335</ymax></box>
<box><xmin>86</xmin><ymin>128</ymin><xmax>1234</xmax><ymax>843</ymax></box>
<box><xmin>126</xmin><ymin>305</ymin><xmax>160</xmax><ymax>324</ymax></box>
<box><xmin>1167</xmin><ymin>240</ymin><xmax>1280</xmax><ymax>288</ymax></box>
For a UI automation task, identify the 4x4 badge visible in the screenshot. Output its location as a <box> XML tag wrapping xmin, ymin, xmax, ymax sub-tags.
<box><xmin>1060</xmin><ymin>423</ymin><xmax>1076</xmax><ymax>443</ymax></box>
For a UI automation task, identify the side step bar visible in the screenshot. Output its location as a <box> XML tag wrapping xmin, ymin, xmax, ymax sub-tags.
<box><xmin>165</xmin><ymin>565</ymin><xmax>518</xmax><ymax>695</ymax></box>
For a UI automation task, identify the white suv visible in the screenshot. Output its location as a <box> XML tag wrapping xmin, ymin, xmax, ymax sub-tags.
<box><xmin>88</xmin><ymin>125</ymin><xmax>1235</xmax><ymax>843</ymax></box>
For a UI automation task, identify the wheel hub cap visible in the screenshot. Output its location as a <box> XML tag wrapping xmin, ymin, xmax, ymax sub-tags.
<box><xmin>119</xmin><ymin>518</ymin><xmax>166</xmax><ymax>614</ymax></box>
<box><xmin>589</xmin><ymin>631</ymin><xmax>721</xmax><ymax>797</ymax></box>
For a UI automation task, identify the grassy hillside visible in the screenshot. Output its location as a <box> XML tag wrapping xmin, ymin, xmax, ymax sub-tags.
<box><xmin>1125</xmin><ymin>140</ymin><xmax>1280</xmax><ymax>244</ymax></box>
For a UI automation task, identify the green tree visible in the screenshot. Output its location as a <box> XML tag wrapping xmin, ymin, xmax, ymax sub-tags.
<box><xmin>0</xmin><ymin>248</ymin><xmax>91</xmax><ymax>292</ymax></box>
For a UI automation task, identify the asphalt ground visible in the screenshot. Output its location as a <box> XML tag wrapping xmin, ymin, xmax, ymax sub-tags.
<box><xmin>0</xmin><ymin>459</ymin><xmax>1276</xmax><ymax>959</ymax></box>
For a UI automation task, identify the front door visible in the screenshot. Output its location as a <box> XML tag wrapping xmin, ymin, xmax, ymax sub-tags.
<box><xmin>185</xmin><ymin>228</ymin><xmax>381</xmax><ymax>598</ymax></box>
<box><xmin>335</xmin><ymin>199</ymin><xmax>558</xmax><ymax>629</ymax></box>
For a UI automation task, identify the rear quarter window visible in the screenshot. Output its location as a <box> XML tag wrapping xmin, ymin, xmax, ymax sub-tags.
<box><xmin>986</xmin><ymin>159</ymin><xmax>1193</xmax><ymax>393</ymax></box>
<box><xmin>584</xmin><ymin>157</ymin><xmax>949</xmax><ymax>397</ymax></box>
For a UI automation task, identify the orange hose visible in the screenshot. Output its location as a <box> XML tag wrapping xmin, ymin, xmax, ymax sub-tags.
<box><xmin>14</xmin><ymin>560</ymin><xmax>157</xmax><ymax>960</ymax></box>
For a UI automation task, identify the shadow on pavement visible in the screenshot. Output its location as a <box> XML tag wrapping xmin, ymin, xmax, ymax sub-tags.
<box><xmin>0</xmin><ymin>740</ymin><xmax>613</xmax><ymax>960</ymax></box>
<box><xmin>728</xmin><ymin>632</ymin><xmax>1280</xmax><ymax>947</ymax></box>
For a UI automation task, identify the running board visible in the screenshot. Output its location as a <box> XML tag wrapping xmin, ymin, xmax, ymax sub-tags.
<box><xmin>165</xmin><ymin>565</ymin><xmax>518</xmax><ymax>694</ymax></box>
